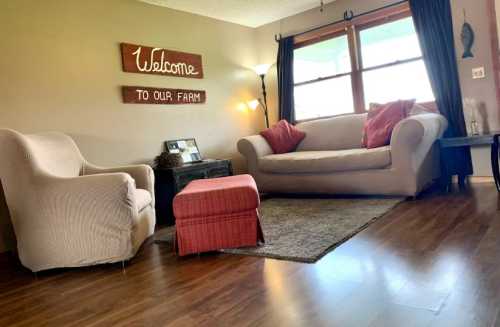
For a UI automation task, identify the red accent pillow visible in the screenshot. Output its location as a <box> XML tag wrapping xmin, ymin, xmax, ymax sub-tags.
<box><xmin>260</xmin><ymin>120</ymin><xmax>306</xmax><ymax>154</ymax></box>
<box><xmin>362</xmin><ymin>100</ymin><xmax>415</xmax><ymax>149</ymax></box>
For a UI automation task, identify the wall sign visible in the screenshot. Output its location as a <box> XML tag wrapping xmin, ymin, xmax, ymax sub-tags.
<box><xmin>122</xmin><ymin>86</ymin><xmax>206</xmax><ymax>105</ymax></box>
<box><xmin>120</xmin><ymin>43</ymin><xmax>204</xmax><ymax>79</ymax></box>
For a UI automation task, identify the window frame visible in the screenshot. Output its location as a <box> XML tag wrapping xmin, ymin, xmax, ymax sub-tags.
<box><xmin>292</xmin><ymin>2</ymin><xmax>431</xmax><ymax>122</ymax></box>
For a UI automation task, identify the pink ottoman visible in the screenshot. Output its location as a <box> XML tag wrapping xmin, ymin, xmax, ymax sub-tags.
<box><xmin>173</xmin><ymin>174</ymin><xmax>264</xmax><ymax>256</ymax></box>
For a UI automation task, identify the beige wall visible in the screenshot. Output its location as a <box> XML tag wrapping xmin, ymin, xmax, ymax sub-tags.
<box><xmin>255</xmin><ymin>0</ymin><xmax>500</xmax><ymax>176</ymax></box>
<box><xmin>0</xmin><ymin>0</ymin><xmax>264</xmax><ymax>168</ymax></box>
<box><xmin>497</xmin><ymin>0</ymin><xmax>500</xmax><ymax>35</ymax></box>
<box><xmin>0</xmin><ymin>0</ymin><xmax>265</xmax><ymax>252</ymax></box>
<box><xmin>452</xmin><ymin>0</ymin><xmax>500</xmax><ymax>175</ymax></box>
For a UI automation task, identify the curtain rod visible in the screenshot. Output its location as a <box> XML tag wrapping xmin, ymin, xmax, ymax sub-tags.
<box><xmin>274</xmin><ymin>0</ymin><xmax>409</xmax><ymax>42</ymax></box>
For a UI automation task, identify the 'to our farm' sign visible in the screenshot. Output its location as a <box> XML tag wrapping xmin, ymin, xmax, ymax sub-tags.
<box><xmin>122</xmin><ymin>86</ymin><xmax>206</xmax><ymax>105</ymax></box>
<box><xmin>120</xmin><ymin>43</ymin><xmax>204</xmax><ymax>79</ymax></box>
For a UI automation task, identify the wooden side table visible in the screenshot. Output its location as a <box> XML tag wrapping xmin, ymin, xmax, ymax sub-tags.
<box><xmin>154</xmin><ymin>159</ymin><xmax>233</xmax><ymax>225</ymax></box>
<box><xmin>439</xmin><ymin>132</ymin><xmax>500</xmax><ymax>192</ymax></box>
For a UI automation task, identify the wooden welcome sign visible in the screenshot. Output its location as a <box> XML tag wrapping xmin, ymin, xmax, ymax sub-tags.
<box><xmin>122</xmin><ymin>86</ymin><xmax>206</xmax><ymax>105</ymax></box>
<box><xmin>120</xmin><ymin>43</ymin><xmax>204</xmax><ymax>79</ymax></box>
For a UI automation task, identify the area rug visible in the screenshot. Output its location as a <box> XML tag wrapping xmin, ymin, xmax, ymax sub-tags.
<box><xmin>155</xmin><ymin>197</ymin><xmax>404</xmax><ymax>263</ymax></box>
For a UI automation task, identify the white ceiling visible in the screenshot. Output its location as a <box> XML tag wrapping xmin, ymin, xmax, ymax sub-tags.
<box><xmin>139</xmin><ymin>0</ymin><xmax>336</xmax><ymax>28</ymax></box>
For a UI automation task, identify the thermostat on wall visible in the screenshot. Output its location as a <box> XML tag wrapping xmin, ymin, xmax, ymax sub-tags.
<box><xmin>472</xmin><ymin>67</ymin><xmax>486</xmax><ymax>79</ymax></box>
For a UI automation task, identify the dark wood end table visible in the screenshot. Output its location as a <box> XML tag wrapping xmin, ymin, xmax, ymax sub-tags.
<box><xmin>154</xmin><ymin>159</ymin><xmax>233</xmax><ymax>226</ymax></box>
<box><xmin>493</xmin><ymin>134</ymin><xmax>500</xmax><ymax>191</ymax></box>
<box><xmin>439</xmin><ymin>132</ymin><xmax>500</xmax><ymax>192</ymax></box>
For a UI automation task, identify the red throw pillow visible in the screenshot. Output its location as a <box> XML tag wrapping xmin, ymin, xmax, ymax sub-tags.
<box><xmin>260</xmin><ymin>120</ymin><xmax>306</xmax><ymax>154</ymax></box>
<box><xmin>362</xmin><ymin>100</ymin><xmax>415</xmax><ymax>149</ymax></box>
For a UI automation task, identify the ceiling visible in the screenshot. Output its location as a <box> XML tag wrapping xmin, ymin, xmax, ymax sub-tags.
<box><xmin>139</xmin><ymin>0</ymin><xmax>336</xmax><ymax>28</ymax></box>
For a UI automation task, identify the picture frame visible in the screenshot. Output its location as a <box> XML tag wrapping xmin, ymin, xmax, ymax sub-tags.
<box><xmin>164</xmin><ymin>138</ymin><xmax>203</xmax><ymax>164</ymax></box>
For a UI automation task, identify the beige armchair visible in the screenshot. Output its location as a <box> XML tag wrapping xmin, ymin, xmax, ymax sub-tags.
<box><xmin>0</xmin><ymin>129</ymin><xmax>156</xmax><ymax>272</ymax></box>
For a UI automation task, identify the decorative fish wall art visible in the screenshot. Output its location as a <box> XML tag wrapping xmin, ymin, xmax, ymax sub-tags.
<box><xmin>461</xmin><ymin>9</ymin><xmax>475</xmax><ymax>58</ymax></box>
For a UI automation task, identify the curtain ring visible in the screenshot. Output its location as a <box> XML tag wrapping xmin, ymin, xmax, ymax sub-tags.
<box><xmin>344</xmin><ymin>10</ymin><xmax>354</xmax><ymax>21</ymax></box>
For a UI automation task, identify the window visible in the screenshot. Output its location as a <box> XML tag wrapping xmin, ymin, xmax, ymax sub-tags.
<box><xmin>293</xmin><ymin>5</ymin><xmax>434</xmax><ymax>121</ymax></box>
<box><xmin>359</xmin><ymin>16</ymin><xmax>434</xmax><ymax>108</ymax></box>
<box><xmin>294</xmin><ymin>35</ymin><xmax>354</xmax><ymax>120</ymax></box>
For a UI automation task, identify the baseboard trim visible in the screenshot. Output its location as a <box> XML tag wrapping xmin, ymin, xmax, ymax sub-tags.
<box><xmin>450</xmin><ymin>176</ymin><xmax>494</xmax><ymax>184</ymax></box>
<box><xmin>469</xmin><ymin>176</ymin><xmax>494</xmax><ymax>184</ymax></box>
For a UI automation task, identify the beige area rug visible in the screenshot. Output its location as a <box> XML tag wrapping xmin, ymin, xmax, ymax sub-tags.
<box><xmin>155</xmin><ymin>197</ymin><xmax>404</xmax><ymax>263</ymax></box>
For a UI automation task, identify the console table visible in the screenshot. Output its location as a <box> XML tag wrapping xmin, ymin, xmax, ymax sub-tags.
<box><xmin>439</xmin><ymin>133</ymin><xmax>500</xmax><ymax>192</ymax></box>
<box><xmin>154</xmin><ymin>159</ymin><xmax>233</xmax><ymax>225</ymax></box>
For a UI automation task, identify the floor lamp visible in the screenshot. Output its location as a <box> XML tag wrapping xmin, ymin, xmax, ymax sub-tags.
<box><xmin>253</xmin><ymin>64</ymin><xmax>272</xmax><ymax>129</ymax></box>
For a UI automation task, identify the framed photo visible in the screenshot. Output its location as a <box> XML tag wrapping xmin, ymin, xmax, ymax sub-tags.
<box><xmin>164</xmin><ymin>138</ymin><xmax>203</xmax><ymax>164</ymax></box>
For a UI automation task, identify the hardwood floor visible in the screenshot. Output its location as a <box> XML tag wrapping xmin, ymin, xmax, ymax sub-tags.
<box><xmin>1</xmin><ymin>184</ymin><xmax>500</xmax><ymax>326</ymax></box>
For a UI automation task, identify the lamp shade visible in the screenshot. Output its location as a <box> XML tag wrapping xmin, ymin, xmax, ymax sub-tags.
<box><xmin>254</xmin><ymin>64</ymin><xmax>272</xmax><ymax>76</ymax></box>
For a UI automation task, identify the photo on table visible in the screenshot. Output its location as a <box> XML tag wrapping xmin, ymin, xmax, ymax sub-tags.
<box><xmin>165</xmin><ymin>138</ymin><xmax>203</xmax><ymax>164</ymax></box>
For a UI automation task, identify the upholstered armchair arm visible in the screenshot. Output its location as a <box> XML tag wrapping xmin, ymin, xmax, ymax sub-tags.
<box><xmin>36</xmin><ymin>172</ymin><xmax>138</xmax><ymax>223</ymax></box>
<box><xmin>83</xmin><ymin>163</ymin><xmax>155</xmax><ymax>206</ymax></box>
<box><xmin>237</xmin><ymin>135</ymin><xmax>273</xmax><ymax>173</ymax></box>
<box><xmin>20</xmin><ymin>173</ymin><xmax>138</xmax><ymax>271</ymax></box>
<box><xmin>390</xmin><ymin>113</ymin><xmax>448</xmax><ymax>174</ymax></box>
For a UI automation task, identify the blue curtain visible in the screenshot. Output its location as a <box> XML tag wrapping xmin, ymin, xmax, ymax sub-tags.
<box><xmin>277</xmin><ymin>36</ymin><xmax>295</xmax><ymax>123</ymax></box>
<box><xmin>410</xmin><ymin>0</ymin><xmax>473</xmax><ymax>177</ymax></box>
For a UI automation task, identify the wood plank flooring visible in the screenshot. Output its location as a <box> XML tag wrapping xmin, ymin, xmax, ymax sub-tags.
<box><xmin>0</xmin><ymin>184</ymin><xmax>499</xmax><ymax>326</ymax></box>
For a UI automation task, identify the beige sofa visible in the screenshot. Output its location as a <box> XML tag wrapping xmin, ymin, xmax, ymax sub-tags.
<box><xmin>0</xmin><ymin>129</ymin><xmax>156</xmax><ymax>272</ymax></box>
<box><xmin>238</xmin><ymin>113</ymin><xmax>448</xmax><ymax>196</ymax></box>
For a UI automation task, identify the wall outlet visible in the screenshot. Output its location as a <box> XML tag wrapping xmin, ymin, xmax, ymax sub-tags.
<box><xmin>472</xmin><ymin>67</ymin><xmax>486</xmax><ymax>79</ymax></box>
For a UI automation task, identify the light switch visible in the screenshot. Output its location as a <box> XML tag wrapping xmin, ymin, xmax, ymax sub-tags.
<box><xmin>472</xmin><ymin>67</ymin><xmax>486</xmax><ymax>79</ymax></box>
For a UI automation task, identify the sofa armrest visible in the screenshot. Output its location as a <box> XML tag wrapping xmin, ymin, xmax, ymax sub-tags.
<box><xmin>83</xmin><ymin>163</ymin><xmax>155</xmax><ymax>206</ymax></box>
<box><xmin>390</xmin><ymin>113</ymin><xmax>448</xmax><ymax>173</ymax></box>
<box><xmin>237</xmin><ymin>135</ymin><xmax>273</xmax><ymax>173</ymax></box>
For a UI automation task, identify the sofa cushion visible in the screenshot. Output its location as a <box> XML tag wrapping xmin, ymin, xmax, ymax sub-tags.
<box><xmin>363</xmin><ymin>100</ymin><xmax>415</xmax><ymax>149</ymax></box>
<box><xmin>259</xmin><ymin>146</ymin><xmax>391</xmax><ymax>174</ymax></box>
<box><xmin>409</xmin><ymin>102</ymin><xmax>439</xmax><ymax>116</ymax></box>
<box><xmin>135</xmin><ymin>189</ymin><xmax>152</xmax><ymax>211</ymax></box>
<box><xmin>260</xmin><ymin>120</ymin><xmax>306</xmax><ymax>154</ymax></box>
<box><xmin>296</xmin><ymin>114</ymin><xmax>367</xmax><ymax>151</ymax></box>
